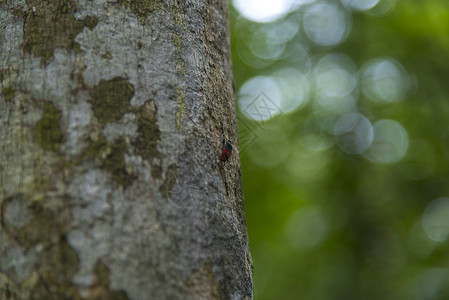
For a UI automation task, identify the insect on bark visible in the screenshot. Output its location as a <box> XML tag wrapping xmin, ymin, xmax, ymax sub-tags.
<box><xmin>220</xmin><ymin>140</ymin><xmax>232</xmax><ymax>162</ymax></box>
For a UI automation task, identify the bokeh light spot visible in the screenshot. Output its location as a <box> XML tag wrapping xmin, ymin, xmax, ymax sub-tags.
<box><xmin>303</xmin><ymin>3</ymin><xmax>352</xmax><ymax>47</ymax></box>
<box><xmin>361</xmin><ymin>58</ymin><xmax>409</xmax><ymax>104</ymax></box>
<box><xmin>232</xmin><ymin>0</ymin><xmax>293</xmax><ymax>23</ymax></box>
<box><xmin>365</xmin><ymin>0</ymin><xmax>396</xmax><ymax>16</ymax></box>
<box><xmin>314</xmin><ymin>111</ymin><xmax>342</xmax><ymax>134</ymax></box>
<box><xmin>422</xmin><ymin>197</ymin><xmax>449</xmax><ymax>242</ymax></box>
<box><xmin>279</xmin><ymin>41</ymin><xmax>313</xmax><ymax>71</ymax></box>
<box><xmin>313</xmin><ymin>53</ymin><xmax>358</xmax><ymax>113</ymax></box>
<box><xmin>363</xmin><ymin>119</ymin><xmax>409</xmax><ymax>164</ymax></box>
<box><xmin>334</xmin><ymin>113</ymin><xmax>374</xmax><ymax>154</ymax></box>
<box><xmin>238</xmin><ymin>76</ymin><xmax>283</xmax><ymax>121</ymax></box>
<box><xmin>316</xmin><ymin>69</ymin><xmax>357</xmax><ymax>99</ymax></box>
<box><xmin>261</xmin><ymin>14</ymin><xmax>301</xmax><ymax>45</ymax></box>
<box><xmin>341</xmin><ymin>0</ymin><xmax>380</xmax><ymax>11</ymax></box>
<box><xmin>249</xmin><ymin>29</ymin><xmax>286</xmax><ymax>60</ymax></box>
<box><xmin>315</xmin><ymin>68</ymin><xmax>357</xmax><ymax>113</ymax></box>
<box><xmin>236</xmin><ymin>40</ymin><xmax>275</xmax><ymax>69</ymax></box>
<box><xmin>274</xmin><ymin>68</ymin><xmax>311</xmax><ymax>113</ymax></box>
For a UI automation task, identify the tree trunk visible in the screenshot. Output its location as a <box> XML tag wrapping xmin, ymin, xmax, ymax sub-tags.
<box><xmin>0</xmin><ymin>0</ymin><xmax>253</xmax><ymax>299</ymax></box>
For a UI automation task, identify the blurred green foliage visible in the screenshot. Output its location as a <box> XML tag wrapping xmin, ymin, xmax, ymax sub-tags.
<box><xmin>230</xmin><ymin>0</ymin><xmax>449</xmax><ymax>299</ymax></box>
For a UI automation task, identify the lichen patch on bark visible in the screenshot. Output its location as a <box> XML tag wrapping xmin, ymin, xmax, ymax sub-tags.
<box><xmin>0</xmin><ymin>194</ymin><xmax>79</xmax><ymax>299</ymax></box>
<box><xmin>175</xmin><ymin>86</ymin><xmax>186</xmax><ymax>131</ymax></box>
<box><xmin>117</xmin><ymin>0</ymin><xmax>166</xmax><ymax>24</ymax></box>
<box><xmin>133</xmin><ymin>100</ymin><xmax>162</xmax><ymax>179</ymax></box>
<box><xmin>185</xmin><ymin>261</ymin><xmax>223</xmax><ymax>300</ymax></box>
<box><xmin>82</xmin><ymin>260</ymin><xmax>130</xmax><ymax>300</ymax></box>
<box><xmin>2</xmin><ymin>85</ymin><xmax>16</xmax><ymax>102</ymax></box>
<box><xmin>102</xmin><ymin>138</ymin><xmax>135</xmax><ymax>188</ymax></box>
<box><xmin>29</xmin><ymin>237</ymin><xmax>80</xmax><ymax>299</ymax></box>
<box><xmin>1</xmin><ymin>194</ymin><xmax>72</xmax><ymax>251</ymax></box>
<box><xmin>173</xmin><ymin>33</ymin><xmax>182</xmax><ymax>53</ymax></box>
<box><xmin>85</xmin><ymin>135</ymin><xmax>136</xmax><ymax>188</ymax></box>
<box><xmin>171</xmin><ymin>0</ymin><xmax>186</xmax><ymax>26</ymax></box>
<box><xmin>34</xmin><ymin>102</ymin><xmax>63</xmax><ymax>151</ymax></box>
<box><xmin>89</xmin><ymin>77</ymin><xmax>134</xmax><ymax>124</ymax></box>
<box><xmin>23</xmin><ymin>0</ymin><xmax>98</xmax><ymax>63</ymax></box>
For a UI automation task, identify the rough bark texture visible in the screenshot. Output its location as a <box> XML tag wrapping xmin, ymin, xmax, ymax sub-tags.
<box><xmin>0</xmin><ymin>0</ymin><xmax>253</xmax><ymax>299</ymax></box>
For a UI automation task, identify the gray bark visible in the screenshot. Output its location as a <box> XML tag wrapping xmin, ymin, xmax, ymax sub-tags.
<box><xmin>0</xmin><ymin>0</ymin><xmax>253</xmax><ymax>299</ymax></box>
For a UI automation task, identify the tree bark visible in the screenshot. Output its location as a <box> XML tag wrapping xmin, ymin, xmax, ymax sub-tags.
<box><xmin>0</xmin><ymin>0</ymin><xmax>253</xmax><ymax>299</ymax></box>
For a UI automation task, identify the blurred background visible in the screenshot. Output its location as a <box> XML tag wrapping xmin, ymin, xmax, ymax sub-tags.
<box><xmin>229</xmin><ymin>0</ymin><xmax>449</xmax><ymax>299</ymax></box>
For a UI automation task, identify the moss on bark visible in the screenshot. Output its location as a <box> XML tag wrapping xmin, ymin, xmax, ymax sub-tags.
<box><xmin>23</xmin><ymin>0</ymin><xmax>98</xmax><ymax>63</ymax></box>
<box><xmin>118</xmin><ymin>0</ymin><xmax>165</xmax><ymax>24</ymax></box>
<box><xmin>133</xmin><ymin>100</ymin><xmax>161</xmax><ymax>175</ymax></box>
<box><xmin>34</xmin><ymin>102</ymin><xmax>63</xmax><ymax>152</ymax></box>
<box><xmin>89</xmin><ymin>77</ymin><xmax>134</xmax><ymax>124</ymax></box>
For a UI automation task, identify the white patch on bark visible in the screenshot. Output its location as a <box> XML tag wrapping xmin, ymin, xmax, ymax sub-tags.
<box><xmin>64</xmin><ymin>98</ymin><xmax>93</xmax><ymax>155</ymax></box>
<box><xmin>0</xmin><ymin>5</ymin><xmax>24</xmax><ymax>67</ymax></box>
<box><xmin>0</xmin><ymin>245</ymin><xmax>41</xmax><ymax>283</ymax></box>
<box><xmin>69</xmin><ymin>169</ymin><xmax>113</xmax><ymax>223</ymax></box>
<box><xmin>67</xmin><ymin>169</ymin><xmax>113</xmax><ymax>286</ymax></box>
<box><xmin>18</xmin><ymin>50</ymin><xmax>76</xmax><ymax>103</ymax></box>
<box><xmin>103</xmin><ymin>113</ymin><xmax>138</xmax><ymax>143</ymax></box>
<box><xmin>74</xmin><ymin>5</ymin><xmax>187</xmax><ymax>180</ymax></box>
<box><xmin>3</xmin><ymin>196</ymin><xmax>32</xmax><ymax>228</ymax></box>
<box><xmin>74</xmin><ymin>10</ymin><xmax>175</xmax><ymax>108</ymax></box>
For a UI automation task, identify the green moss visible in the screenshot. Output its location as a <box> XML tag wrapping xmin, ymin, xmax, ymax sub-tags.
<box><xmin>0</xmin><ymin>275</ymin><xmax>21</xmax><ymax>300</ymax></box>
<box><xmin>134</xmin><ymin>101</ymin><xmax>160</xmax><ymax>159</ymax></box>
<box><xmin>12</xmin><ymin>7</ymin><xmax>27</xmax><ymax>19</ymax></box>
<box><xmin>31</xmin><ymin>171</ymin><xmax>50</xmax><ymax>196</ymax></box>
<box><xmin>151</xmin><ymin>164</ymin><xmax>162</xmax><ymax>180</ymax></box>
<box><xmin>87</xmin><ymin>79</ymin><xmax>162</xmax><ymax>185</ymax></box>
<box><xmin>173</xmin><ymin>34</ymin><xmax>186</xmax><ymax>74</ymax></box>
<box><xmin>176</xmin><ymin>58</ymin><xmax>186</xmax><ymax>75</ymax></box>
<box><xmin>171</xmin><ymin>0</ymin><xmax>185</xmax><ymax>26</ymax></box>
<box><xmin>159</xmin><ymin>164</ymin><xmax>178</xmax><ymax>198</ymax></box>
<box><xmin>12</xmin><ymin>197</ymin><xmax>72</xmax><ymax>250</ymax></box>
<box><xmin>85</xmin><ymin>134</ymin><xmax>108</xmax><ymax>158</ymax></box>
<box><xmin>86</xmin><ymin>135</ymin><xmax>135</xmax><ymax>188</ymax></box>
<box><xmin>23</xmin><ymin>0</ymin><xmax>98</xmax><ymax>63</ymax></box>
<box><xmin>101</xmin><ymin>52</ymin><xmax>113</xmax><ymax>59</ymax></box>
<box><xmin>102</xmin><ymin>138</ymin><xmax>135</xmax><ymax>187</ymax></box>
<box><xmin>175</xmin><ymin>87</ymin><xmax>185</xmax><ymax>132</ymax></box>
<box><xmin>85</xmin><ymin>74</ymin><xmax>138</xmax><ymax>187</ymax></box>
<box><xmin>94</xmin><ymin>261</ymin><xmax>112</xmax><ymax>287</ymax></box>
<box><xmin>118</xmin><ymin>0</ymin><xmax>165</xmax><ymax>24</ymax></box>
<box><xmin>92</xmin><ymin>261</ymin><xmax>131</xmax><ymax>300</ymax></box>
<box><xmin>1</xmin><ymin>194</ymin><xmax>79</xmax><ymax>299</ymax></box>
<box><xmin>34</xmin><ymin>102</ymin><xmax>63</xmax><ymax>151</ymax></box>
<box><xmin>2</xmin><ymin>86</ymin><xmax>15</xmax><ymax>101</ymax></box>
<box><xmin>90</xmin><ymin>77</ymin><xmax>134</xmax><ymax>124</ymax></box>
<box><xmin>82</xmin><ymin>15</ymin><xmax>99</xmax><ymax>30</ymax></box>
<box><xmin>30</xmin><ymin>237</ymin><xmax>80</xmax><ymax>299</ymax></box>
<box><xmin>173</xmin><ymin>33</ymin><xmax>182</xmax><ymax>53</ymax></box>
<box><xmin>133</xmin><ymin>100</ymin><xmax>162</xmax><ymax>178</ymax></box>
